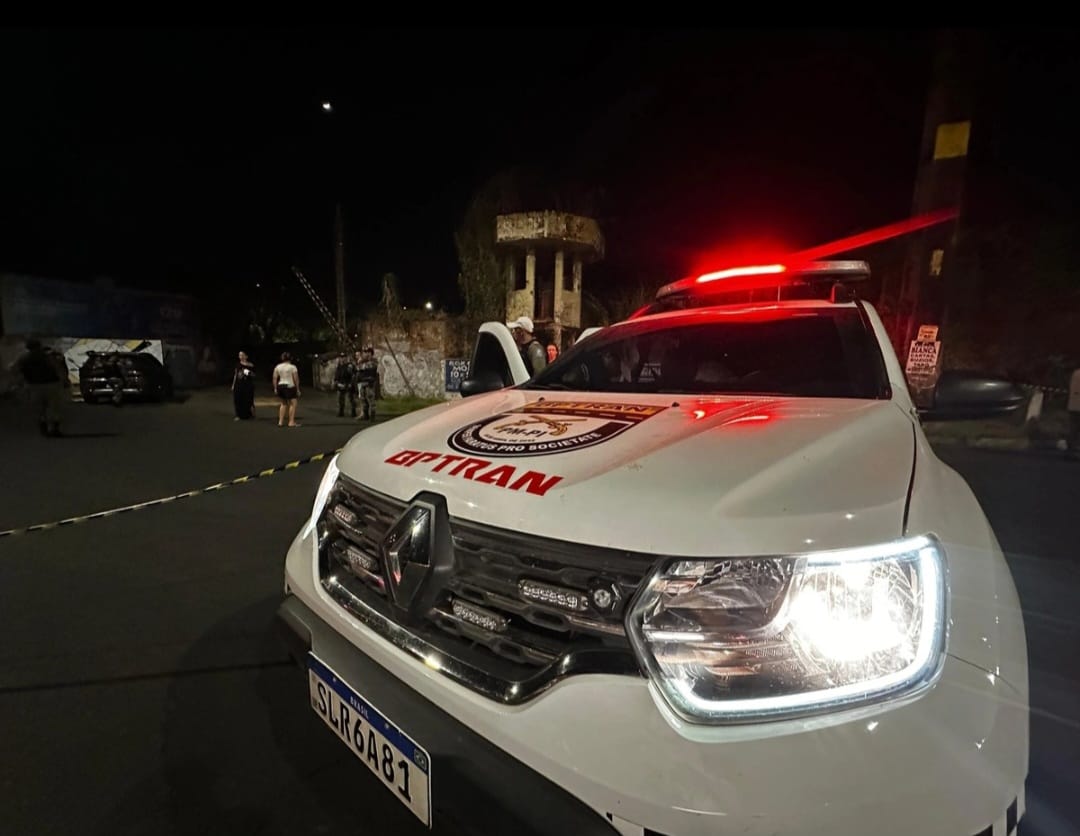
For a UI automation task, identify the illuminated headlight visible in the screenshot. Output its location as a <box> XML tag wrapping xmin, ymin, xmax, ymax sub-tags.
<box><xmin>626</xmin><ymin>536</ymin><xmax>947</xmax><ymax>723</ymax></box>
<box><xmin>303</xmin><ymin>455</ymin><xmax>340</xmax><ymax>538</ymax></box>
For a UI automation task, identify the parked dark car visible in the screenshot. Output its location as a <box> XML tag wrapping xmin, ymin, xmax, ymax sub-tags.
<box><xmin>79</xmin><ymin>351</ymin><xmax>174</xmax><ymax>404</ymax></box>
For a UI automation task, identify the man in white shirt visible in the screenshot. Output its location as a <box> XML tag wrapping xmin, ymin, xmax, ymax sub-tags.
<box><xmin>272</xmin><ymin>352</ymin><xmax>301</xmax><ymax>428</ymax></box>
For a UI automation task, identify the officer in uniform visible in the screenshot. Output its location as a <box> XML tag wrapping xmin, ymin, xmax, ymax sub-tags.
<box><xmin>356</xmin><ymin>346</ymin><xmax>380</xmax><ymax>421</ymax></box>
<box><xmin>334</xmin><ymin>351</ymin><xmax>359</xmax><ymax>418</ymax></box>
<box><xmin>507</xmin><ymin>316</ymin><xmax>547</xmax><ymax>376</ymax></box>
<box><xmin>13</xmin><ymin>338</ymin><xmax>70</xmax><ymax>436</ymax></box>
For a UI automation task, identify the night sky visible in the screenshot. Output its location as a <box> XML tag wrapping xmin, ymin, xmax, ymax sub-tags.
<box><xmin>2</xmin><ymin>27</ymin><xmax>1078</xmax><ymax>322</ymax></box>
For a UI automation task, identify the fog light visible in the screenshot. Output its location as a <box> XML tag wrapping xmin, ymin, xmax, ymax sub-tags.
<box><xmin>344</xmin><ymin>544</ymin><xmax>379</xmax><ymax>574</ymax></box>
<box><xmin>452</xmin><ymin>598</ymin><xmax>508</xmax><ymax>633</ymax></box>
<box><xmin>332</xmin><ymin>504</ymin><xmax>357</xmax><ymax>527</ymax></box>
<box><xmin>518</xmin><ymin>579</ymin><xmax>589</xmax><ymax>612</ymax></box>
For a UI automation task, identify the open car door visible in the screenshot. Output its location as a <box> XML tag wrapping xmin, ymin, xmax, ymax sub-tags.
<box><xmin>460</xmin><ymin>322</ymin><xmax>530</xmax><ymax>397</ymax></box>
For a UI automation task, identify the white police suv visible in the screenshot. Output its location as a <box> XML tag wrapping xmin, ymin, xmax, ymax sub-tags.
<box><xmin>277</xmin><ymin>261</ymin><xmax>1029</xmax><ymax>835</ymax></box>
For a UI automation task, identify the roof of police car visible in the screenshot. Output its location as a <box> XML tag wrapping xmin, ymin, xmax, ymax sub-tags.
<box><xmin>613</xmin><ymin>298</ymin><xmax>861</xmax><ymax>329</ymax></box>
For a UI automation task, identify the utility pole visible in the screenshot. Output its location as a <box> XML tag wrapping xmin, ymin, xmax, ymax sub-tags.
<box><xmin>321</xmin><ymin>100</ymin><xmax>348</xmax><ymax>345</ymax></box>
<box><xmin>895</xmin><ymin>30</ymin><xmax>982</xmax><ymax>406</ymax></box>
<box><xmin>334</xmin><ymin>201</ymin><xmax>346</xmax><ymax>337</ymax></box>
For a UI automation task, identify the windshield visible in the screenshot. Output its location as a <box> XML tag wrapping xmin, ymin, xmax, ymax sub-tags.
<box><xmin>525</xmin><ymin>306</ymin><xmax>889</xmax><ymax>398</ymax></box>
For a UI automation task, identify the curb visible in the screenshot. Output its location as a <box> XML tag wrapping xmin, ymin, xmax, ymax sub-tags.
<box><xmin>925</xmin><ymin>434</ymin><xmax>1074</xmax><ymax>454</ymax></box>
<box><xmin>969</xmin><ymin>436</ymin><xmax>1032</xmax><ymax>451</ymax></box>
<box><xmin>924</xmin><ymin>434</ymin><xmax>1031</xmax><ymax>451</ymax></box>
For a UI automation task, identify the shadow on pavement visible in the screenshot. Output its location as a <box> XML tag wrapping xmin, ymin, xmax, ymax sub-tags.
<box><xmin>88</xmin><ymin>594</ymin><xmax>430</xmax><ymax>836</ymax></box>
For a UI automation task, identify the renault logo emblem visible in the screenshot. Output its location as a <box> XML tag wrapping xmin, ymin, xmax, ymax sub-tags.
<box><xmin>381</xmin><ymin>503</ymin><xmax>434</xmax><ymax>611</ymax></box>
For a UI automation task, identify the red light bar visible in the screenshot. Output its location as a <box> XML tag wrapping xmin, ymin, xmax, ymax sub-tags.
<box><xmin>695</xmin><ymin>263</ymin><xmax>786</xmax><ymax>285</ymax></box>
<box><xmin>655</xmin><ymin>207</ymin><xmax>960</xmax><ymax>303</ymax></box>
<box><xmin>658</xmin><ymin>260</ymin><xmax>866</xmax><ymax>299</ymax></box>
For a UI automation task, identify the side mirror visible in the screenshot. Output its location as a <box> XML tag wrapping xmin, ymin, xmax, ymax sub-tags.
<box><xmin>460</xmin><ymin>370</ymin><xmax>506</xmax><ymax>397</ymax></box>
<box><xmin>917</xmin><ymin>370</ymin><xmax>1027</xmax><ymax>421</ymax></box>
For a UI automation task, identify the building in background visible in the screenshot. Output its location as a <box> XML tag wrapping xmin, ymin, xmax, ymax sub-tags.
<box><xmin>0</xmin><ymin>274</ymin><xmax>202</xmax><ymax>392</ymax></box>
<box><xmin>497</xmin><ymin>211</ymin><xmax>604</xmax><ymax>349</ymax></box>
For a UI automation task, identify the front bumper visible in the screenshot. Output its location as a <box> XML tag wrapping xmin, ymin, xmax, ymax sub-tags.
<box><xmin>277</xmin><ymin>593</ymin><xmax>619</xmax><ymax>835</ymax></box>
<box><xmin>282</xmin><ymin>524</ymin><xmax>1028</xmax><ymax>836</ymax></box>
<box><xmin>80</xmin><ymin>377</ymin><xmax>147</xmax><ymax>397</ymax></box>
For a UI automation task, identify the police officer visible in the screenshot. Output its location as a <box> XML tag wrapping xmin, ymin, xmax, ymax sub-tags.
<box><xmin>356</xmin><ymin>346</ymin><xmax>379</xmax><ymax>421</ymax></box>
<box><xmin>507</xmin><ymin>316</ymin><xmax>547</xmax><ymax>376</ymax></box>
<box><xmin>334</xmin><ymin>351</ymin><xmax>359</xmax><ymax>418</ymax></box>
<box><xmin>13</xmin><ymin>338</ymin><xmax>70</xmax><ymax>436</ymax></box>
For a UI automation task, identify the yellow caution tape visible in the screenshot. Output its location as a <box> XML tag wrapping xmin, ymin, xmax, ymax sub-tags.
<box><xmin>0</xmin><ymin>449</ymin><xmax>342</xmax><ymax>539</ymax></box>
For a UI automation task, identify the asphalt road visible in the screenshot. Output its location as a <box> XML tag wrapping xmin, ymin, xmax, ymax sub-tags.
<box><xmin>935</xmin><ymin>444</ymin><xmax>1080</xmax><ymax>836</ymax></box>
<box><xmin>0</xmin><ymin>393</ymin><xmax>1077</xmax><ymax>835</ymax></box>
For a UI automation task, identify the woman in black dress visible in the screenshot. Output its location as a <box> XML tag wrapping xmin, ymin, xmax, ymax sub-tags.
<box><xmin>231</xmin><ymin>350</ymin><xmax>256</xmax><ymax>420</ymax></box>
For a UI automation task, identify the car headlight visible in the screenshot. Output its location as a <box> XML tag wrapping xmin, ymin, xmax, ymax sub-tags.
<box><xmin>626</xmin><ymin>535</ymin><xmax>947</xmax><ymax>724</ymax></box>
<box><xmin>302</xmin><ymin>454</ymin><xmax>340</xmax><ymax>538</ymax></box>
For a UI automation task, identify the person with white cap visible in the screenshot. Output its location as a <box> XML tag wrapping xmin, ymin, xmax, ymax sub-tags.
<box><xmin>507</xmin><ymin>315</ymin><xmax>547</xmax><ymax>376</ymax></box>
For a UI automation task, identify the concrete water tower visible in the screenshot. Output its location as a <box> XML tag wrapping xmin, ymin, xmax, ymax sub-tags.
<box><xmin>496</xmin><ymin>211</ymin><xmax>604</xmax><ymax>348</ymax></box>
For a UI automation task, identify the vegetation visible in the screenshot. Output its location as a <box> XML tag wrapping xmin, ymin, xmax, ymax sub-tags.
<box><xmin>376</xmin><ymin>395</ymin><xmax>445</xmax><ymax>419</ymax></box>
<box><xmin>454</xmin><ymin>171</ymin><xmax>519</xmax><ymax>322</ymax></box>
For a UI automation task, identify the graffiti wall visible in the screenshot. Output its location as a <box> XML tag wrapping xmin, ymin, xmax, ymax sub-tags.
<box><xmin>0</xmin><ymin>337</ymin><xmax>163</xmax><ymax>399</ymax></box>
<box><xmin>59</xmin><ymin>338</ymin><xmax>164</xmax><ymax>394</ymax></box>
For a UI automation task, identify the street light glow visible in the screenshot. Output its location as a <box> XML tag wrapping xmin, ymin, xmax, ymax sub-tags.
<box><xmin>424</xmin><ymin>301</ymin><xmax>433</xmax><ymax>311</ymax></box>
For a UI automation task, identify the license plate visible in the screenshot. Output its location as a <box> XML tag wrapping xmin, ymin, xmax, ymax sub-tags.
<box><xmin>307</xmin><ymin>653</ymin><xmax>432</xmax><ymax>827</ymax></box>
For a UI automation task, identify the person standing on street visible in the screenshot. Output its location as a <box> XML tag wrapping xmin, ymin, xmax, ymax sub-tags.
<box><xmin>356</xmin><ymin>346</ymin><xmax>379</xmax><ymax>421</ymax></box>
<box><xmin>507</xmin><ymin>316</ymin><xmax>547</xmax><ymax>376</ymax></box>
<box><xmin>334</xmin><ymin>352</ymin><xmax>359</xmax><ymax>418</ymax></box>
<box><xmin>231</xmin><ymin>350</ymin><xmax>256</xmax><ymax>420</ymax></box>
<box><xmin>272</xmin><ymin>351</ymin><xmax>301</xmax><ymax>428</ymax></box>
<box><xmin>1068</xmin><ymin>362</ymin><xmax>1080</xmax><ymax>460</ymax></box>
<box><xmin>12</xmin><ymin>338</ymin><xmax>69</xmax><ymax>437</ymax></box>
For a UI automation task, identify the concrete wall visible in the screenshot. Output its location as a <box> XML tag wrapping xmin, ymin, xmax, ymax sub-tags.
<box><xmin>1</xmin><ymin>273</ymin><xmax>200</xmax><ymax>343</ymax></box>
<box><xmin>507</xmin><ymin>287</ymin><xmax>534</xmax><ymax>323</ymax></box>
<box><xmin>313</xmin><ymin>317</ymin><xmax>479</xmax><ymax>400</ymax></box>
<box><xmin>377</xmin><ymin>340</ymin><xmax>444</xmax><ymax>399</ymax></box>
<box><xmin>495</xmin><ymin>211</ymin><xmax>605</xmax><ymax>256</ymax></box>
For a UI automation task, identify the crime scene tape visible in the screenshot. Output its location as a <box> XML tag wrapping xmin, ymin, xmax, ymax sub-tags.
<box><xmin>0</xmin><ymin>448</ymin><xmax>344</xmax><ymax>540</ymax></box>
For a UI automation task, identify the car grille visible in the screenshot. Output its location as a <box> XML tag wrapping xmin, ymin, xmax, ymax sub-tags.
<box><xmin>316</xmin><ymin>475</ymin><xmax>653</xmax><ymax>702</ymax></box>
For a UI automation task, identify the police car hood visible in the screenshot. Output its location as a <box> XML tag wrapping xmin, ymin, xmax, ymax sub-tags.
<box><xmin>337</xmin><ymin>390</ymin><xmax>915</xmax><ymax>556</ymax></box>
